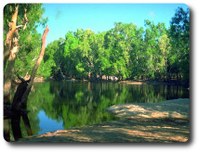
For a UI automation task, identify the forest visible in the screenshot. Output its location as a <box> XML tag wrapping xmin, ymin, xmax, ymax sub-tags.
<box><xmin>4</xmin><ymin>4</ymin><xmax>190</xmax><ymax>85</ymax></box>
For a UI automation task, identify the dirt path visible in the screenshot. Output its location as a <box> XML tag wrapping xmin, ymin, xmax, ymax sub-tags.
<box><xmin>18</xmin><ymin>99</ymin><xmax>190</xmax><ymax>143</ymax></box>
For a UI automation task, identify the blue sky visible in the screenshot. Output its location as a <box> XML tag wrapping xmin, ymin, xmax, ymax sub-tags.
<box><xmin>37</xmin><ymin>3</ymin><xmax>189</xmax><ymax>45</ymax></box>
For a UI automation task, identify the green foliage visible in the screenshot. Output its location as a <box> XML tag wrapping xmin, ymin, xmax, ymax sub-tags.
<box><xmin>46</xmin><ymin>7</ymin><xmax>189</xmax><ymax>84</ymax></box>
<box><xmin>169</xmin><ymin>7</ymin><xmax>190</xmax><ymax>81</ymax></box>
<box><xmin>5</xmin><ymin>5</ymin><xmax>189</xmax><ymax>84</ymax></box>
<box><xmin>4</xmin><ymin>4</ymin><xmax>47</xmax><ymax>76</ymax></box>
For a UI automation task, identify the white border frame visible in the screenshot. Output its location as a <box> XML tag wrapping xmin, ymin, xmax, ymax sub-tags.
<box><xmin>1</xmin><ymin>0</ymin><xmax>199</xmax><ymax>152</ymax></box>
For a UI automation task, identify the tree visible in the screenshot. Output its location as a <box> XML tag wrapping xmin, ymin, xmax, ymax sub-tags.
<box><xmin>42</xmin><ymin>7</ymin><xmax>189</xmax><ymax>83</ymax></box>
<box><xmin>4</xmin><ymin>4</ymin><xmax>47</xmax><ymax>100</ymax></box>
<box><xmin>143</xmin><ymin>20</ymin><xmax>168</xmax><ymax>80</ymax></box>
<box><xmin>158</xmin><ymin>34</ymin><xmax>171</xmax><ymax>79</ymax></box>
<box><xmin>169</xmin><ymin>7</ymin><xmax>190</xmax><ymax>83</ymax></box>
<box><xmin>104</xmin><ymin>22</ymin><xmax>137</xmax><ymax>80</ymax></box>
<box><xmin>4</xmin><ymin>4</ymin><xmax>47</xmax><ymax>75</ymax></box>
<box><xmin>128</xmin><ymin>26</ymin><xmax>144</xmax><ymax>80</ymax></box>
<box><xmin>3</xmin><ymin>4</ymin><xmax>48</xmax><ymax>141</ymax></box>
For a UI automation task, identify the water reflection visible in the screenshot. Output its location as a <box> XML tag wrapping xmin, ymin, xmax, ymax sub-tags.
<box><xmin>26</xmin><ymin>81</ymin><xmax>189</xmax><ymax>135</ymax></box>
<box><xmin>38</xmin><ymin>110</ymin><xmax>64</xmax><ymax>134</ymax></box>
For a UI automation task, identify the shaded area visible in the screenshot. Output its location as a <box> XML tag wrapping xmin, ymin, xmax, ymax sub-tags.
<box><xmin>18</xmin><ymin>99</ymin><xmax>190</xmax><ymax>143</ymax></box>
<box><xmin>18</xmin><ymin>118</ymin><xmax>189</xmax><ymax>143</ymax></box>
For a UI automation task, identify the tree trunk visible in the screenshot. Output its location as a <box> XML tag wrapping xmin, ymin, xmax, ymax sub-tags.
<box><xmin>4</xmin><ymin>5</ymin><xmax>19</xmax><ymax>99</ymax></box>
<box><xmin>19</xmin><ymin>26</ymin><xmax>49</xmax><ymax>110</ymax></box>
<box><xmin>3</xmin><ymin>5</ymin><xmax>19</xmax><ymax>141</ymax></box>
<box><xmin>10</xmin><ymin>26</ymin><xmax>49</xmax><ymax>141</ymax></box>
<box><xmin>3</xmin><ymin>5</ymin><xmax>48</xmax><ymax>141</ymax></box>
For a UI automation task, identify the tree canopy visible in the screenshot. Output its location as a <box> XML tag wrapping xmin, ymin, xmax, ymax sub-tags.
<box><xmin>4</xmin><ymin>6</ymin><xmax>190</xmax><ymax>85</ymax></box>
<box><xmin>4</xmin><ymin>4</ymin><xmax>47</xmax><ymax>76</ymax></box>
<box><xmin>36</xmin><ymin>7</ymin><xmax>189</xmax><ymax>85</ymax></box>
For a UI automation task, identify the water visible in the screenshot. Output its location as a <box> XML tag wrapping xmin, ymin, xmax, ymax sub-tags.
<box><xmin>26</xmin><ymin>81</ymin><xmax>189</xmax><ymax>136</ymax></box>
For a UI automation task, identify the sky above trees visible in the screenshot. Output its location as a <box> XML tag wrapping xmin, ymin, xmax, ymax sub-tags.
<box><xmin>37</xmin><ymin>3</ymin><xmax>189</xmax><ymax>45</ymax></box>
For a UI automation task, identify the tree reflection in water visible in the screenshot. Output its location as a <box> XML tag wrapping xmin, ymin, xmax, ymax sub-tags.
<box><xmin>25</xmin><ymin>81</ymin><xmax>189</xmax><ymax>136</ymax></box>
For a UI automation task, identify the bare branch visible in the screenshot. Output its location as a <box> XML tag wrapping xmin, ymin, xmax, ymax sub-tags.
<box><xmin>23</xmin><ymin>8</ymin><xmax>28</xmax><ymax>30</ymax></box>
<box><xmin>16</xmin><ymin>25</ymin><xmax>24</xmax><ymax>29</ymax></box>
<box><xmin>16</xmin><ymin>74</ymin><xmax>25</xmax><ymax>82</ymax></box>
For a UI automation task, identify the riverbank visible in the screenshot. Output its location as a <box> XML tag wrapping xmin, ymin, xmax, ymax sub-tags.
<box><xmin>119</xmin><ymin>80</ymin><xmax>189</xmax><ymax>87</ymax></box>
<box><xmin>17</xmin><ymin>98</ymin><xmax>190</xmax><ymax>143</ymax></box>
<box><xmin>46</xmin><ymin>77</ymin><xmax>189</xmax><ymax>86</ymax></box>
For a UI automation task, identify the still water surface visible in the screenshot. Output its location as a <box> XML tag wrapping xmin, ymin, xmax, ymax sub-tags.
<box><xmin>25</xmin><ymin>81</ymin><xmax>189</xmax><ymax>136</ymax></box>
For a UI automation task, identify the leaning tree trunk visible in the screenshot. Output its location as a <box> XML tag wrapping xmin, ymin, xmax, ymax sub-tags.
<box><xmin>10</xmin><ymin>26</ymin><xmax>49</xmax><ymax>141</ymax></box>
<box><xmin>19</xmin><ymin>26</ymin><xmax>49</xmax><ymax>110</ymax></box>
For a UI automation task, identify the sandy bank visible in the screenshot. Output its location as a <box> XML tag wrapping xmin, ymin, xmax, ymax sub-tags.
<box><xmin>107</xmin><ymin>98</ymin><xmax>189</xmax><ymax>120</ymax></box>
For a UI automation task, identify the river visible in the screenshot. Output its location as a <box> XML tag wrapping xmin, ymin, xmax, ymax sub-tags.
<box><xmin>23</xmin><ymin>81</ymin><xmax>189</xmax><ymax>136</ymax></box>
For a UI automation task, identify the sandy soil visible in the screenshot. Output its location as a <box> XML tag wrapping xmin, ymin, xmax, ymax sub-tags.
<box><xmin>119</xmin><ymin>80</ymin><xmax>145</xmax><ymax>85</ymax></box>
<box><xmin>107</xmin><ymin>98</ymin><xmax>189</xmax><ymax>120</ymax></box>
<box><xmin>18</xmin><ymin>98</ymin><xmax>190</xmax><ymax>143</ymax></box>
